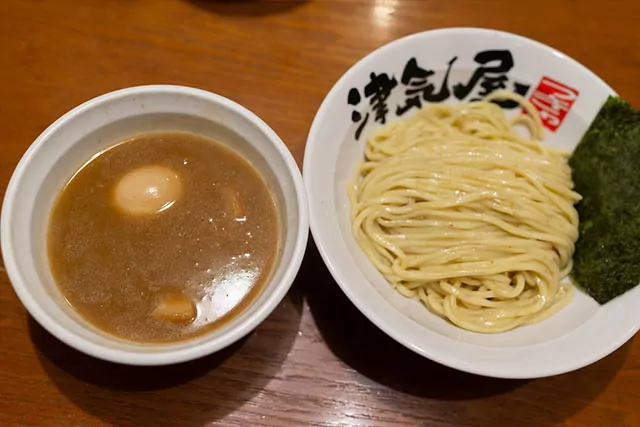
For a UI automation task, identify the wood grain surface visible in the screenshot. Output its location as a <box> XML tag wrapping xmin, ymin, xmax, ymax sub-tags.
<box><xmin>1</xmin><ymin>1</ymin><xmax>640</xmax><ymax>426</ymax></box>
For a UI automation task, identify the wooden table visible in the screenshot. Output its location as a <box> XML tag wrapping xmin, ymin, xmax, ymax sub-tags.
<box><xmin>1</xmin><ymin>1</ymin><xmax>639</xmax><ymax>426</ymax></box>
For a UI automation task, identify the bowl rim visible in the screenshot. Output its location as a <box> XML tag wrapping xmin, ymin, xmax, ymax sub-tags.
<box><xmin>1</xmin><ymin>84</ymin><xmax>309</xmax><ymax>365</ymax></box>
<box><xmin>303</xmin><ymin>27</ymin><xmax>637</xmax><ymax>378</ymax></box>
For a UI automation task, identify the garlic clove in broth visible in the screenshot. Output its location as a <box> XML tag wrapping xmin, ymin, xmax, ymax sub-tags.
<box><xmin>152</xmin><ymin>293</ymin><xmax>197</xmax><ymax>323</ymax></box>
<box><xmin>220</xmin><ymin>186</ymin><xmax>246</xmax><ymax>221</ymax></box>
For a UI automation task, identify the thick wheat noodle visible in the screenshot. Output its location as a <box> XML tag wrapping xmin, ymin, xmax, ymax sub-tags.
<box><xmin>348</xmin><ymin>90</ymin><xmax>581</xmax><ymax>333</ymax></box>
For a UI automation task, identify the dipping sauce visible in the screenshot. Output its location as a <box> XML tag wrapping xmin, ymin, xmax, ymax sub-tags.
<box><xmin>47</xmin><ymin>132</ymin><xmax>279</xmax><ymax>343</ymax></box>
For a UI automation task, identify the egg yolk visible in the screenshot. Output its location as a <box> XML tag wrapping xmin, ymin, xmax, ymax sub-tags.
<box><xmin>113</xmin><ymin>166</ymin><xmax>182</xmax><ymax>215</ymax></box>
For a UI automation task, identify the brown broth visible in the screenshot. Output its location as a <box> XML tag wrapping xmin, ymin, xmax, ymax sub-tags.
<box><xmin>47</xmin><ymin>132</ymin><xmax>279</xmax><ymax>343</ymax></box>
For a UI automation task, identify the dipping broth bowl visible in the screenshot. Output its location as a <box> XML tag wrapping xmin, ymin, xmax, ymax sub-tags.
<box><xmin>1</xmin><ymin>85</ymin><xmax>309</xmax><ymax>365</ymax></box>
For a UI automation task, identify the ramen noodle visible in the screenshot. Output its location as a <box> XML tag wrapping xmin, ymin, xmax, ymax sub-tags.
<box><xmin>349</xmin><ymin>91</ymin><xmax>580</xmax><ymax>333</ymax></box>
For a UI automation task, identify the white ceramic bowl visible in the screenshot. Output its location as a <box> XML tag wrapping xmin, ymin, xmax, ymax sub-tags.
<box><xmin>304</xmin><ymin>28</ymin><xmax>640</xmax><ymax>378</ymax></box>
<box><xmin>1</xmin><ymin>85</ymin><xmax>309</xmax><ymax>365</ymax></box>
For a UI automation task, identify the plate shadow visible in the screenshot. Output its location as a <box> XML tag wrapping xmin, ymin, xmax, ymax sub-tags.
<box><xmin>186</xmin><ymin>0</ymin><xmax>308</xmax><ymax>17</ymax></box>
<box><xmin>29</xmin><ymin>286</ymin><xmax>303</xmax><ymax>427</ymax></box>
<box><xmin>304</xmin><ymin>239</ymin><xmax>630</xmax><ymax>425</ymax></box>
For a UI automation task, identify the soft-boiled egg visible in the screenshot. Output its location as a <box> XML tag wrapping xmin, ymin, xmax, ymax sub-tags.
<box><xmin>113</xmin><ymin>165</ymin><xmax>182</xmax><ymax>215</ymax></box>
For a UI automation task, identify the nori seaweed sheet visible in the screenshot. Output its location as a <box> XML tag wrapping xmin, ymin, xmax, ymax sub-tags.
<box><xmin>569</xmin><ymin>96</ymin><xmax>640</xmax><ymax>304</ymax></box>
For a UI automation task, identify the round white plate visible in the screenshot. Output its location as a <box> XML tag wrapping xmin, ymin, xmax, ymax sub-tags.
<box><xmin>303</xmin><ymin>28</ymin><xmax>640</xmax><ymax>378</ymax></box>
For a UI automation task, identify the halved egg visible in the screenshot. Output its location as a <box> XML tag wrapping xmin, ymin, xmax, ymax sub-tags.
<box><xmin>113</xmin><ymin>165</ymin><xmax>182</xmax><ymax>215</ymax></box>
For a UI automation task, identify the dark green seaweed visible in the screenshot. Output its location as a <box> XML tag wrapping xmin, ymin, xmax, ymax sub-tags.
<box><xmin>569</xmin><ymin>96</ymin><xmax>640</xmax><ymax>304</ymax></box>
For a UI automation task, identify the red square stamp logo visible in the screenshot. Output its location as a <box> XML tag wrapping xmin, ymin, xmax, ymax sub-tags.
<box><xmin>528</xmin><ymin>76</ymin><xmax>580</xmax><ymax>132</ymax></box>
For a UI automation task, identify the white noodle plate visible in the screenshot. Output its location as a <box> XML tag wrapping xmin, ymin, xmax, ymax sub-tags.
<box><xmin>303</xmin><ymin>28</ymin><xmax>639</xmax><ymax>379</ymax></box>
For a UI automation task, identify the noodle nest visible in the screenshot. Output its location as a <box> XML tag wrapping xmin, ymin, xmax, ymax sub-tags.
<box><xmin>349</xmin><ymin>91</ymin><xmax>581</xmax><ymax>333</ymax></box>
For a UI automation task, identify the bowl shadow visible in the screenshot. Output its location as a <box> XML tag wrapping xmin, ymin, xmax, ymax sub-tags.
<box><xmin>186</xmin><ymin>0</ymin><xmax>308</xmax><ymax>17</ymax></box>
<box><xmin>304</xmin><ymin>239</ymin><xmax>630</xmax><ymax>425</ymax></box>
<box><xmin>29</xmin><ymin>284</ymin><xmax>304</xmax><ymax>426</ymax></box>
